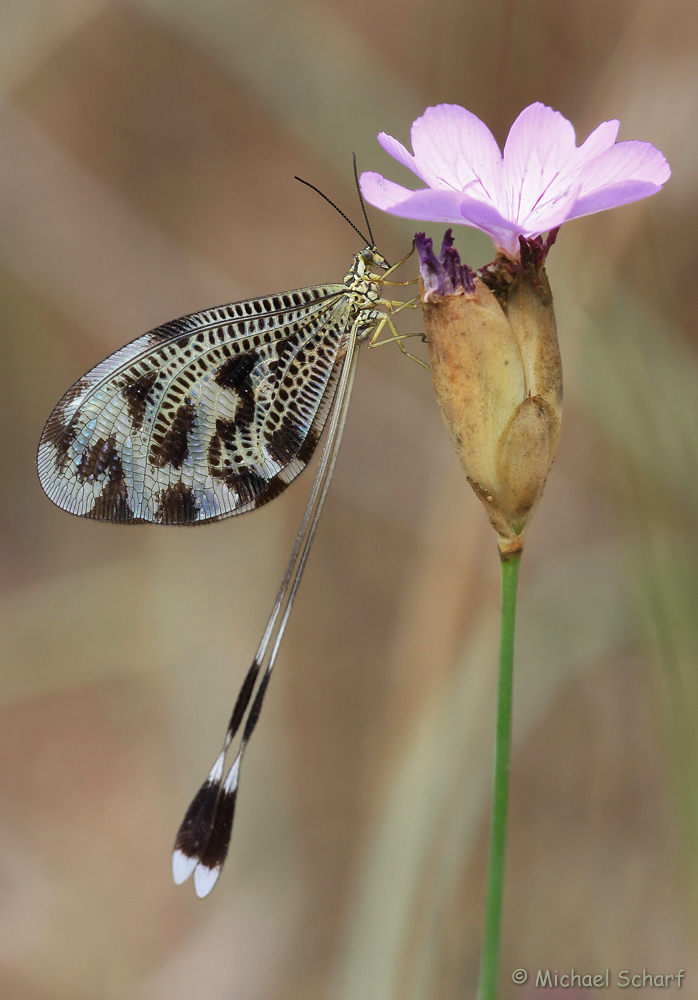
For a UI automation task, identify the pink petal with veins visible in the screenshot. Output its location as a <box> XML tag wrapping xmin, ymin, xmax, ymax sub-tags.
<box><xmin>358</xmin><ymin>172</ymin><xmax>420</xmax><ymax>212</ymax></box>
<box><xmin>571</xmin><ymin>140</ymin><xmax>671</xmax><ymax>211</ymax></box>
<box><xmin>575</xmin><ymin>119</ymin><xmax>621</xmax><ymax>163</ymax></box>
<box><xmin>409</xmin><ymin>105</ymin><xmax>503</xmax><ymax>200</ymax></box>
<box><xmin>363</xmin><ymin>102</ymin><xmax>671</xmax><ymax>254</ymax></box>
<box><xmin>376</xmin><ymin>133</ymin><xmax>424</xmax><ymax>180</ymax></box>
<box><xmin>502</xmin><ymin>103</ymin><xmax>580</xmax><ymax>225</ymax></box>
<box><xmin>569</xmin><ymin>179</ymin><xmax>668</xmax><ymax>220</ymax></box>
<box><xmin>360</xmin><ymin>179</ymin><xmax>471</xmax><ymax>225</ymax></box>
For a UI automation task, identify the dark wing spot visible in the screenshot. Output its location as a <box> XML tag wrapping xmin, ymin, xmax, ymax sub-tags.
<box><xmin>77</xmin><ymin>436</ymin><xmax>120</xmax><ymax>483</ymax></box>
<box><xmin>41</xmin><ymin>376</ymin><xmax>90</xmax><ymax>465</ymax></box>
<box><xmin>213</xmin><ymin>416</ymin><xmax>235</xmax><ymax>448</ymax></box>
<box><xmin>156</xmin><ymin>483</ymin><xmax>200</xmax><ymax>524</ymax></box>
<box><xmin>214</xmin><ymin>352</ymin><xmax>258</xmax><ymax>391</ymax></box>
<box><xmin>150</xmin><ymin>401</ymin><xmax>196</xmax><ymax>470</ymax></box>
<box><xmin>198</xmin><ymin>786</ymin><xmax>238</xmax><ymax>872</ymax></box>
<box><xmin>122</xmin><ymin>369</ymin><xmax>158</xmax><ymax>432</ymax></box>
<box><xmin>296</xmin><ymin>427</ymin><xmax>320</xmax><ymax>465</ymax></box>
<box><xmin>208</xmin><ymin>412</ymin><xmax>268</xmax><ymax>493</ymax></box>
<box><xmin>174</xmin><ymin>778</ymin><xmax>219</xmax><ymax>860</ymax></box>
<box><xmin>45</xmin><ymin>418</ymin><xmax>78</xmax><ymax>470</ymax></box>
<box><xmin>234</xmin><ymin>382</ymin><xmax>256</xmax><ymax>430</ymax></box>
<box><xmin>225</xmin><ymin>470</ymin><xmax>268</xmax><ymax>505</ymax></box>
<box><xmin>207</xmin><ymin>418</ymin><xmax>235</xmax><ymax>480</ymax></box>
<box><xmin>207</xmin><ymin>427</ymin><xmax>222</xmax><ymax>470</ymax></box>
<box><xmin>261</xmin><ymin>473</ymin><xmax>290</xmax><ymax>504</ymax></box>
<box><xmin>90</xmin><ymin>478</ymin><xmax>132</xmax><ymax>521</ymax></box>
<box><xmin>80</xmin><ymin>436</ymin><xmax>133</xmax><ymax>521</ymax></box>
<box><xmin>265</xmin><ymin>418</ymin><xmax>305</xmax><ymax>465</ymax></box>
<box><xmin>208</xmin><ymin>421</ymin><xmax>268</xmax><ymax>503</ymax></box>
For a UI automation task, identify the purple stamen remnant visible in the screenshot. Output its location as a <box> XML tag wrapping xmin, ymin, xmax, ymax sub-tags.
<box><xmin>415</xmin><ymin>229</ymin><xmax>475</xmax><ymax>300</ymax></box>
<box><xmin>479</xmin><ymin>227</ymin><xmax>560</xmax><ymax>292</ymax></box>
<box><xmin>440</xmin><ymin>230</ymin><xmax>476</xmax><ymax>294</ymax></box>
<box><xmin>518</xmin><ymin>227</ymin><xmax>560</xmax><ymax>270</ymax></box>
<box><xmin>414</xmin><ymin>232</ymin><xmax>441</xmax><ymax>299</ymax></box>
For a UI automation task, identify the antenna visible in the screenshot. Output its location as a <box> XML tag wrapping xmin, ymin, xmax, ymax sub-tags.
<box><xmin>352</xmin><ymin>151</ymin><xmax>375</xmax><ymax>247</ymax></box>
<box><xmin>293</xmin><ymin>176</ymin><xmax>371</xmax><ymax>247</ymax></box>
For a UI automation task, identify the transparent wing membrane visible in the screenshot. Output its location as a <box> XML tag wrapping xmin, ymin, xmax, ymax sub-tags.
<box><xmin>38</xmin><ymin>286</ymin><xmax>348</xmax><ymax>523</ymax></box>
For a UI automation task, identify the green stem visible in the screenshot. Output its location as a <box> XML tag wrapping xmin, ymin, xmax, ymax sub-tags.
<box><xmin>478</xmin><ymin>548</ymin><xmax>522</xmax><ymax>1000</ymax></box>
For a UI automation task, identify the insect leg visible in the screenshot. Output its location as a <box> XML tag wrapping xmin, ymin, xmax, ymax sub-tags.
<box><xmin>381</xmin><ymin>241</ymin><xmax>416</xmax><ymax>281</ymax></box>
<box><xmin>369</xmin><ymin>332</ymin><xmax>427</xmax><ymax>348</ymax></box>
<box><xmin>380</xmin><ymin>295</ymin><xmax>421</xmax><ymax>313</ymax></box>
<box><xmin>367</xmin><ymin>312</ymin><xmax>430</xmax><ymax>371</ymax></box>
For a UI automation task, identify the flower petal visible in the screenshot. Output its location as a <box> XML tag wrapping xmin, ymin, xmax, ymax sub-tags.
<box><xmin>359</xmin><ymin>172</ymin><xmax>424</xmax><ymax>212</ymax></box>
<box><xmin>569</xmin><ymin>179</ymin><xmax>668</xmax><ymax>220</ymax></box>
<box><xmin>514</xmin><ymin>184</ymin><xmax>581</xmax><ymax>238</ymax></box>
<box><xmin>576</xmin><ymin>119</ymin><xmax>620</xmax><ymax>164</ymax></box>
<box><xmin>377</xmin><ymin>132</ymin><xmax>424</xmax><ymax>181</ymax></box>
<box><xmin>455</xmin><ymin>198</ymin><xmax>526</xmax><ymax>256</ymax></box>
<box><xmin>409</xmin><ymin>104</ymin><xmax>503</xmax><ymax>199</ymax></box>
<box><xmin>502</xmin><ymin>103</ymin><xmax>580</xmax><ymax>224</ymax></box>
<box><xmin>365</xmin><ymin>102</ymin><xmax>670</xmax><ymax>257</ymax></box>
<box><xmin>575</xmin><ymin>138</ymin><xmax>671</xmax><ymax>198</ymax></box>
<box><xmin>361</xmin><ymin>183</ymin><xmax>472</xmax><ymax>225</ymax></box>
<box><xmin>566</xmin><ymin>140</ymin><xmax>671</xmax><ymax>220</ymax></box>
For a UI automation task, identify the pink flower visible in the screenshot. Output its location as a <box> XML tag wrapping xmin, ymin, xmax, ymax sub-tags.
<box><xmin>360</xmin><ymin>103</ymin><xmax>671</xmax><ymax>257</ymax></box>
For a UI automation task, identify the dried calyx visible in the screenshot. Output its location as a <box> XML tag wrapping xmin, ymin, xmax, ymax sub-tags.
<box><xmin>418</xmin><ymin>230</ymin><xmax>562</xmax><ymax>555</ymax></box>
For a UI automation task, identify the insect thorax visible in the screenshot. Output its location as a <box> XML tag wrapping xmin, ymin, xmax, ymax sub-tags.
<box><xmin>343</xmin><ymin>247</ymin><xmax>387</xmax><ymax>342</ymax></box>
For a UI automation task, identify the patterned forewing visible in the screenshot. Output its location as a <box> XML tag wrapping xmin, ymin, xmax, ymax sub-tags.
<box><xmin>38</xmin><ymin>285</ymin><xmax>352</xmax><ymax>524</ymax></box>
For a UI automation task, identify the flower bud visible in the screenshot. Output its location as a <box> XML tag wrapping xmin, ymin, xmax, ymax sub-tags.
<box><xmin>418</xmin><ymin>231</ymin><xmax>562</xmax><ymax>553</ymax></box>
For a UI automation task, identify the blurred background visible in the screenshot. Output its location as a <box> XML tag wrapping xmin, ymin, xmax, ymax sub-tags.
<box><xmin>0</xmin><ymin>1</ymin><xmax>696</xmax><ymax>997</ymax></box>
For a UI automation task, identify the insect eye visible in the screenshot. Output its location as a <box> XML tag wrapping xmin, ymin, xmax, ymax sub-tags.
<box><xmin>360</xmin><ymin>248</ymin><xmax>374</xmax><ymax>263</ymax></box>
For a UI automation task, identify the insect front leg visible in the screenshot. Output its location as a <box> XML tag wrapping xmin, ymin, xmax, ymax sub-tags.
<box><xmin>367</xmin><ymin>244</ymin><xmax>418</xmax><ymax>286</ymax></box>
<box><xmin>381</xmin><ymin>242</ymin><xmax>418</xmax><ymax>285</ymax></box>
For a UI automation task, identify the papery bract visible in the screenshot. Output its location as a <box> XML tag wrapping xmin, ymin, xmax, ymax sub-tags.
<box><xmin>417</xmin><ymin>231</ymin><xmax>562</xmax><ymax>549</ymax></box>
<box><xmin>360</xmin><ymin>103</ymin><xmax>671</xmax><ymax>256</ymax></box>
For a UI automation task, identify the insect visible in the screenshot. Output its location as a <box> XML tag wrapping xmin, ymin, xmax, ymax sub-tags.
<box><xmin>37</xmin><ymin>170</ymin><xmax>419</xmax><ymax>896</ymax></box>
